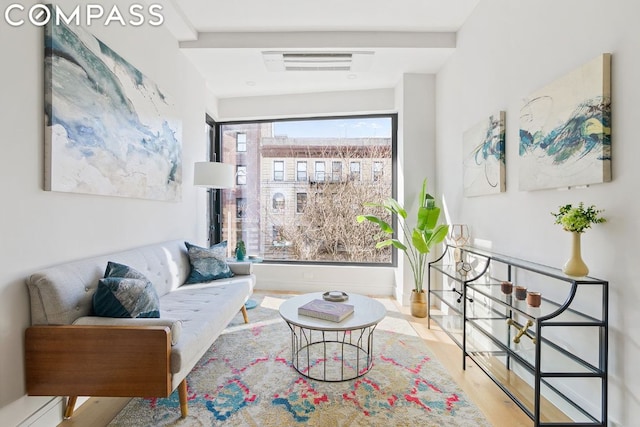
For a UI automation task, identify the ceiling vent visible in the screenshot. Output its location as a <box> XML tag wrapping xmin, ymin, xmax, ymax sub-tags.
<box><xmin>262</xmin><ymin>51</ymin><xmax>374</xmax><ymax>72</ymax></box>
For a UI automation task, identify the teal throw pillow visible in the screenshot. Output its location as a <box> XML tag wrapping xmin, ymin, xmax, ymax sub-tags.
<box><xmin>104</xmin><ymin>261</ymin><xmax>148</xmax><ymax>280</ymax></box>
<box><xmin>93</xmin><ymin>262</ymin><xmax>160</xmax><ymax>318</ymax></box>
<box><xmin>184</xmin><ymin>241</ymin><xmax>234</xmax><ymax>284</ymax></box>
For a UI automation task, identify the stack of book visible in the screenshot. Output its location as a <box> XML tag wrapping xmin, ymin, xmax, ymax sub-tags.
<box><xmin>298</xmin><ymin>299</ymin><xmax>354</xmax><ymax>322</ymax></box>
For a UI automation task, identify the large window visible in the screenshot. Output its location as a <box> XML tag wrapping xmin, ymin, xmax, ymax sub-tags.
<box><xmin>217</xmin><ymin>115</ymin><xmax>396</xmax><ymax>264</ymax></box>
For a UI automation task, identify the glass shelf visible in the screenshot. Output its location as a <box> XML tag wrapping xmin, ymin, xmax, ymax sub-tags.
<box><xmin>467</xmin><ymin>316</ymin><xmax>602</xmax><ymax>375</ymax></box>
<box><xmin>460</xmin><ymin>245</ymin><xmax>606</xmax><ymax>284</ymax></box>
<box><xmin>429</xmin><ymin>289</ymin><xmax>463</xmax><ymax>314</ymax></box>
<box><xmin>466</xmin><ymin>282</ymin><xmax>604</xmax><ymax>324</ymax></box>
<box><xmin>429</xmin><ymin>311</ymin><xmax>463</xmax><ymax>348</ymax></box>
<box><xmin>467</xmin><ymin>347</ymin><xmax>600</xmax><ymax>424</ymax></box>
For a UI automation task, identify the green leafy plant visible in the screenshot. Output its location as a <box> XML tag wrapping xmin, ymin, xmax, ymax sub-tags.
<box><xmin>357</xmin><ymin>178</ymin><xmax>449</xmax><ymax>293</ymax></box>
<box><xmin>551</xmin><ymin>202</ymin><xmax>606</xmax><ymax>233</ymax></box>
<box><xmin>235</xmin><ymin>240</ymin><xmax>246</xmax><ymax>260</ymax></box>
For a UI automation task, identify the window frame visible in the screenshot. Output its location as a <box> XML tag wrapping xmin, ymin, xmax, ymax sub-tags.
<box><xmin>237</xmin><ymin>165</ymin><xmax>247</xmax><ymax>185</ymax></box>
<box><xmin>214</xmin><ymin>113</ymin><xmax>398</xmax><ymax>267</ymax></box>
<box><xmin>236</xmin><ymin>132</ymin><xmax>247</xmax><ymax>152</ymax></box>
<box><xmin>273</xmin><ymin>160</ymin><xmax>285</xmax><ymax>181</ymax></box>
<box><xmin>314</xmin><ymin>161</ymin><xmax>325</xmax><ymax>182</ymax></box>
<box><xmin>296</xmin><ymin>161</ymin><xmax>307</xmax><ymax>182</ymax></box>
<box><xmin>349</xmin><ymin>161</ymin><xmax>361</xmax><ymax>181</ymax></box>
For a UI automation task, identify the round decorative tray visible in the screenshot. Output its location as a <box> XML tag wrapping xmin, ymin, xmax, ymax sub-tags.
<box><xmin>322</xmin><ymin>291</ymin><xmax>349</xmax><ymax>302</ymax></box>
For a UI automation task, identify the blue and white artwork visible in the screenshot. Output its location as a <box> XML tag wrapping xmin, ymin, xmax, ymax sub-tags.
<box><xmin>519</xmin><ymin>54</ymin><xmax>611</xmax><ymax>191</ymax></box>
<box><xmin>44</xmin><ymin>14</ymin><xmax>182</xmax><ymax>201</ymax></box>
<box><xmin>463</xmin><ymin>111</ymin><xmax>506</xmax><ymax>197</ymax></box>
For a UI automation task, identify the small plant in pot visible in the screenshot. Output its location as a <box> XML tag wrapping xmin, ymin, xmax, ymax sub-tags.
<box><xmin>235</xmin><ymin>240</ymin><xmax>246</xmax><ymax>261</ymax></box>
<box><xmin>551</xmin><ymin>202</ymin><xmax>606</xmax><ymax>277</ymax></box>
<box><xmin>357</xmin><ymin>178</ymin><xmax>449</xmax><ymax>317</ymax></box>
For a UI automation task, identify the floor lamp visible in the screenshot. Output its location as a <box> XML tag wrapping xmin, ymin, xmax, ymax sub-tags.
<box><xmin>194</xmin><ymin>161</ymin><xmax>234</xmax><ymax>244</ymax></box>
<box><xmin>193</xmin><ymin>161</ymin><xmax>256</xmax><ymax>310</ymax></box>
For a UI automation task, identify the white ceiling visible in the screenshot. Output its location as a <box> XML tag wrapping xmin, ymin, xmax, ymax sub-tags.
<box><xmin>159</xmin><ymin>0</ymin><xmax>480</xmax><ymax>98</ymax></box>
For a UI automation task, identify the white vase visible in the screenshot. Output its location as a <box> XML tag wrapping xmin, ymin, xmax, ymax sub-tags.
<box><xmin>562</xmin><ymin>232</ymin><xmax>589</xmax><ymax>277</ymax></box>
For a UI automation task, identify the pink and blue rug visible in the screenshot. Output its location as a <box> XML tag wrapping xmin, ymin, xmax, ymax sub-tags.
<box><xmin>109</xmin><ymin>294</ymin><xmax>490</xmax><ymax>426</ymax></box>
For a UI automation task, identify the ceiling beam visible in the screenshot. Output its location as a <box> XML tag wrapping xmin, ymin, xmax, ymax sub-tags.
<box><xmin>179</xmin><ymin>31</ymin><xmax>456</xmax><ymax>49</ymax></box>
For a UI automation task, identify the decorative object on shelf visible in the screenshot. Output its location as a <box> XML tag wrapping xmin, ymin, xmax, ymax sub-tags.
<box><xmin>515</xmin><ymin>286</ymin><xmax>527</xmax><ymax>300</ymax></box>
<box><xmin>456</xmin><ymin>260</ymin><xmax>473</xmax><ymax>277</ymax></box>
<box><xmin>463</xmin><ymin>111</ymin><xmax>506</xmax><ymax>197</ymax></box>
<box><xmin>527</xmin><ymin>291</ymin><xmax>542</xmax><ymax>307</ymax></box>
<box><xmin>519</xmin><ymin>53</ymin><xmax>611</xmax><ymax>191</ymax></box>
<box><xmin>552</xmin><ymin>202</ymin><xmax>606</xmax><ymax>277</ymax></box>
<box><xmin>44</xmin><ymin>8</ymin><xmax>182</xmax><ymax>201</ymax></box>
<box><xmin>449</xmin><ymin>224</ymin><xmax>471</xmax><ymax>248</ymax></box>
<box><xmin>507</xmin><ymin>319</ymin><xmax>537</xmax><ymax>344</ymax></box>
<box><xmin>322</xmin><ymin>291</ymin><xmax>349</xmax><ymax>302</ymax></box>
<box><xmin>501</xmin><ymin>281</ymin><xmax>513</xmax><ymax>295</ymax></box>
<box><xmin>449</xmin><ymin>224</ymin><xmax>473</xmax><ymax>276</ymax></box>
<box><xmin>235</xmin><ymin>240</ymin><xmax>246</xmax><ymax>261</ymax></box>
<box><xmin>357</xmin><ymin>178</ymin><xmax>449</xmax><ymax>318</ymax></box>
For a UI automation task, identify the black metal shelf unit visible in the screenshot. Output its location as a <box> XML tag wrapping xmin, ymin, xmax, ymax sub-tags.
<box><xmin>427</xmin><ymin>244</ymin><xmax>608</xmax><ymax>427</ymax></box>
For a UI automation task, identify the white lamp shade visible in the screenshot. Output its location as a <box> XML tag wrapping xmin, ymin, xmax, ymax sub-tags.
<box><xmin>194</xmin><ymin>162</ymin><xmax>234</xmax><ymax>188</ymax></box>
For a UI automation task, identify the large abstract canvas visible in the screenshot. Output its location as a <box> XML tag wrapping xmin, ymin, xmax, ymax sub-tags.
<box><xmin>463</xmin><ymin>111</ymin><xmax>506</xmax><ymax>197</ymax></box>
<box><xmin>44</xmin><ymin>15</ymin><xmax>182</xmax><ymax>201</ymax></box>
<box><xmin>519</xmin><ymin>54</ymin><xmax>611</xmax><ymax>191</ymax></box>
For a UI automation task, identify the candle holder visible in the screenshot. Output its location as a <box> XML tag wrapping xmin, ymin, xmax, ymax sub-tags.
<box><xmin>527</xmin><ymin>291</ymin><xmax>542</xmax><ymax>307</ymax></box>
<box><xmin>515</xmin><ymin>286</ymin><xmax>527</xmax><ymax>300</ymax></box>
<box><xmin>501</xmin><ymin>281</ymin><xmax>513</xmax><ymax>294</ymax></box>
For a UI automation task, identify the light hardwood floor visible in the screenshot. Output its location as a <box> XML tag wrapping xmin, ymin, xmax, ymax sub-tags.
<box><xmin>59</xmin><ymin>292</ymin><xmax>532</xmax><ymax>427</ymax></box>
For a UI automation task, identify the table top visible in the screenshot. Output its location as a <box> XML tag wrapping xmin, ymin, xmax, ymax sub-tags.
<box><xmin>279</xmin><ymin>292</ymin><xmax>386</xmax><ymax>331</ymax></box>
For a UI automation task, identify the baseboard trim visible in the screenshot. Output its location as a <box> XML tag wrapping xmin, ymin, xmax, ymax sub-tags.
<box><xmin>18</xmin><ymin>396</ymin><xmax>90</xmax><ymax>427</ymax></box>
<box><xmin>17</xmin><ymin>397</ymin><xmax>62</xmax><ymax>427</ymax></box>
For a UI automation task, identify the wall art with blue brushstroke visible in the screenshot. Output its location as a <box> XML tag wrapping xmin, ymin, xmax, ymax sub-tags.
<box><xmin>463</xmin><ymin>111</ymin><xmax>506</xmax><ymax>197</ymax></box>
<box><xmin>519</xmin><ymin>54</ymin><xmax>611</xmax><ymax>191</ymax></box>
<box><xmin>44</xmin><ymin>11</ymin><xmax>182</xmax><ymax>201</ymax></box>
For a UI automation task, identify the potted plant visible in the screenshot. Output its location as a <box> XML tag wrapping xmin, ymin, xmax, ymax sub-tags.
<box><xmin>235</xmin><ymin>240</ymin><xmax>246</xmax><ymax>261</ymax></box>
<box><xmin>551</xmin><ymin>202</ymin><xmax>606</xmax><ymax>276</ymax></box>
<box><xmin>357</xmin><ymin>178</ymin><xmax>449</xmax><ymax>317</ymax></box>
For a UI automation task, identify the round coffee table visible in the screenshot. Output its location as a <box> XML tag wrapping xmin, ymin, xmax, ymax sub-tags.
<box><xmin>279</xmin><ymin>292</ymin><xmax>386</xmax><ymax>382</ymax></box>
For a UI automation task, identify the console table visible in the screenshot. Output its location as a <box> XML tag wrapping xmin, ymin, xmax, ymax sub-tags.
<box><xmin>428</xmin><ymin>244</ymin><xmax>608</xmax><ymax>426</ymax></box>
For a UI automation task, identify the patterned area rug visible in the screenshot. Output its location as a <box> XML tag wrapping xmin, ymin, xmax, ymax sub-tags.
<box><xmin>109</xmin><ymin>294</ymin><xmax>490</xmax><ymax>426</ymax></box>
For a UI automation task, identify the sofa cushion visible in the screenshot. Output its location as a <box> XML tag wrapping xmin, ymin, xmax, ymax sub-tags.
<box><xmin>93</xmin><ymin>276</ymin><xmax>160</xmax><ymax>318</ymax></box>
<box><xmin>184</xmin><ymin>241</ymin><xmax>234</xmax><ymax>284</ymax></box>
<box><xmin>73</xmin><ymin>316</ymin><xmax>182</xmax><ymax>346</ymax></box>
<box><xmin>161</xmin><ymin>276</ymin><xmax>253</xmax><ymax>375</ymax></box>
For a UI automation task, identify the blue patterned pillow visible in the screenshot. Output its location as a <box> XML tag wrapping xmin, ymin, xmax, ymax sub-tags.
<box><xmin>93</xmin><ymin>262</ymin><xmax>160</xmax><ymax>318</ymax></box>
<box><xmin>104</xmin><ymin>261</ymin><xmax>148</xmax><ymax>280</ymax></box>
<box><xmin>184</xmin><ymin>241</ymin><xmax>234</xmax><ymax>284</ymax></box>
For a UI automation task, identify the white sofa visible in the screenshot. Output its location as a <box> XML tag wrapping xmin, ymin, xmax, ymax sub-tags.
<box><xmin>24</xmin><ymin>239</ymin><xmax>255</xmax><ymax>419</ymax></box>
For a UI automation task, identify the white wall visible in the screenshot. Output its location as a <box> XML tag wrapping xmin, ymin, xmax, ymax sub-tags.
<box><xmin>395</xmin><ymin>74</ymin><xmax>438</xmax><ymax>305</ymax></box>
<box><xmin>215</xmin><ymin>88</ymin><xmax>396</xmax><ymax>121</ymax></box>
<box><xmin>436</xmin><ymin>1</ymin><xmax>640</xmax><ymax>425</ymax></box>
<box><xmin>0</xmin><ymin>2</ymin><xmax>209</xmax><ymax>424</ymax></box>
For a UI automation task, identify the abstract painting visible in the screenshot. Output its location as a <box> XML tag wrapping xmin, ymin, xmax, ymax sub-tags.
<box><xmin>44</xmin><ymin>11</ymin><xmax>182</xmax><ymax>201</ymax></box>
<box><xmin>463</xmin><ymin>111</ymin><xmax>506</xmax><ymax>197</ymax></box>
<box><xmin>519</xmin><ymin>54</ymin><xmax>611</xmax><ymax>191</ymax></box>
